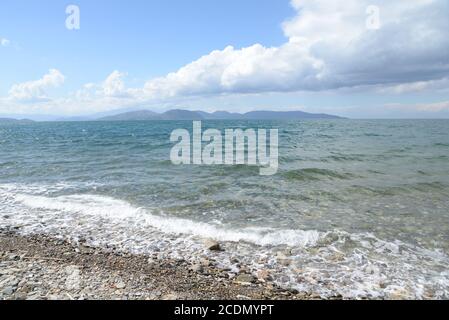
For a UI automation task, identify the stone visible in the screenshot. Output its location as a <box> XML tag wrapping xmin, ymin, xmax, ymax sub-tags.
<box><xmin>238</xmin><ymin>267</ymin><xmax>249</xmax><ymax>274</ymax></box>
<box><xmin>190</xmin><ymin>264</ymin><xmax>204</xmax><ymax>273</ymax></box>
<box><xmin>115</xmin><ymin>280</ymin><xmax>126</xmax><ymax>289</ymax></box>
<box><xmin>162</xmin><ymin>293</ymin><xmax>178</xmax><ymax>300</ymax></box>
<box><xmin>278</xmin><ymin>258</ymin><xmax>292</xmax><ymax>267</ymax></box>
<box><xmin>389</xmin><ymin>288</ymin><xmax>411</xmax><ymax>300</ymax></box>
<box><xmin>200</xmin><ymin>258</ymin><xmax>213</xmax><ymax>267</ymax></box>
<box><xmin>329</xmin><ymin>252</ymin><xmax>345</xmax><ymax>262</ymax></box>
<box><xmin>256</xmin><ymin>270</ymin><xmax>272</xmax><ymax>282</ymax></box>
<box><xmin>235</xmin><ymin>274</ymin><xmax>256</xmax><ymax>284</ymax></box>
<box><xmin>14</xmin><ymin>293</ymin><xmax>27</xmax><ymax>300</ymax></box>
<box><xmin>2</xmin><ymin>286</ymin><xmax>15</xmax><ymax>295</ymax></box>
<box><xmin>8</xmin><ymin>254</ymin><xmax>20</xmax><ymax>261</ymax></box>
<box><xmin>289</xmin><ymin>288</ymin><xmax>299</xmax><ymax>294</ymax></box>
<box><xmin>203</xmin><ymin>239</ymin><xmax>221</xmax><ymax>251</ymax></box>
<box><xmin>151</xmin><ymin>290</ymin><xmax>162</xmax><ymax>297</ymax></box>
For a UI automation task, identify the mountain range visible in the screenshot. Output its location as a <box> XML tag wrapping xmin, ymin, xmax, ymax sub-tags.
<box><xmin>98</xmin><ymin>109</ymin><xmax>343</xmax><ymax>121</ymax></box>
<box><xmin>0</xmin><ymin>118</ymin><xmax>34</xmax><ymax>124</ymax></box>
<box><xmin>0</xmin><ymin>109</ymin><xmax>344</xmax><ymax>122</ymax></box>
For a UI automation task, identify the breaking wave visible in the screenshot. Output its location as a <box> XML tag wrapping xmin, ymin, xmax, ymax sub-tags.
<box><xmin>1</xmin><ymin>183</ymin><xmax>449</xmax><ymax>299</ymax></box>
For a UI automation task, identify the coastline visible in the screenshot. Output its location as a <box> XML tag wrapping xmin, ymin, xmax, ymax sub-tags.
<box><xmin>0</xmin><ymin>230</ymin><xmax>321</xmax><ymax>300</ymax></box>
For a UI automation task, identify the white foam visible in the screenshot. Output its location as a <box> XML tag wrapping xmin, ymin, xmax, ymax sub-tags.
<box><xmin>2</xmin><ymin>184</ymin><xmax>449</xmax><ymax>299</ymax></box>
<box><xmin>13</xmin><ymin>192</ymin><xmax>323</xmax><ymax>247</ymax></box>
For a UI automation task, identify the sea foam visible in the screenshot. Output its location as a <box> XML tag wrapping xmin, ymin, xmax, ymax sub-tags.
<box><xmin>1</xmin><ymin>183</ymin><xmax>449</xmax><ymax>299</ymax></box>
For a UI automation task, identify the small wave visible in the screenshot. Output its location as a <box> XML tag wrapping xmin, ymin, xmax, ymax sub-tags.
<box><xmin>351</xmin><ymin>182</ymin><xmax>449</xmax><ymax>196</ymax></box>
<box><xmin>11</xmin><ymin>193</ymin><xmax>323</xmax><ymax>247</ymax></box>
<box><xmin>361</xmin><ymin>133</ymin><xmax>392</xmax><ymax>137</ymax></box>
<box><xmin>410</xmin><ymin>181</ymin><xmax>448</xmax><ymax>193</ymax></box>
<box><xmin>434</xmin><ymin>143</ymin><xmax>449</xmax><ymax>147</ymax></box>
<box><xmin>0</xmin><ymin>182</ymin><xmax>104</xmax><ymax>196</ymax></box>
<box><xmin>282</xmin><ymin>168</ymin><xmax>355</xmax><ymax>181</ymax></box>
<box><xmin>326</xmin><ymin>155</ymin><xmax>365</xmax><ymax>162</ymax></box>
<box><xmin>2</xmin><ymin>184</ymin><xmax>449</xmax><ymax>299</ymax></box>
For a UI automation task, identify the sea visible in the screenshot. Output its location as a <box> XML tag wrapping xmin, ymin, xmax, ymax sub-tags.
<box><xmin>1</xmin><ymin>119</ymin><xmax>449</xmax><ymax>299</ymax></box>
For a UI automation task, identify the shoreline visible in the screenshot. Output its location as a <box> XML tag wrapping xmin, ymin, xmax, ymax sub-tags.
<box><xmin>0</xmin><ymin>230</ymin><xmax>322</xmax><ymax>300</ymax></box>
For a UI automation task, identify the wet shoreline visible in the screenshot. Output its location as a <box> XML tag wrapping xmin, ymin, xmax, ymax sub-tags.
<box><xmin>0</xmin><ymin>230</ymin><xmax>322</xmax><ymax>300</ymax></box>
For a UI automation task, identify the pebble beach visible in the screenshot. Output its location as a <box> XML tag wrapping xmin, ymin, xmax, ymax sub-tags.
<box><xmin>0</xmin><ymin>230</ymin><xmax>322</xmax><ymax>300</ymax></box>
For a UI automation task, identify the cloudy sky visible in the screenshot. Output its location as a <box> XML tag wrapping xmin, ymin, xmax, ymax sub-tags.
<box><xmin>1</xmin><ymin>0</ymin><xmax>448</xmax><ymax>118</ymax></box>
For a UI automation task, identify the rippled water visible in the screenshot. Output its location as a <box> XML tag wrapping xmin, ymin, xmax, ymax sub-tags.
<box><xmin>1</xmin><ymin>120</ymin><xmax>449</xmax><ymax>299</ymax></box>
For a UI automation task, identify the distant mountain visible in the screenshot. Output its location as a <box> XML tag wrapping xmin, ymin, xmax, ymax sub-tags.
<box><xmin>0</xmin><ymin>118</ymin><xmax>34</xmax><ymax>124</ymax></box>
<box><xmin>98</xmin><ymin>110</ymin><xmax>161</xmax><ymax>121</ymax></box>
<box><xmin>98</xmin><ymin>109</ymin><xmax>206</xmax><ymax>121</ymax></box>
<box><xmin>55</xmin><ymin>116</ymin><xmax>95</xmax><ymax>122</ymax></box>
<box><xmin>242</xmin><ymin>110</ymin><xmax>342</xmax><ymax>120</ymax></box>
<box><xmin>0</xmin><ymin>114</ymin><xmax>59</xmax><ymax>121</ymax></box>
<box><xmin>97</xmin><ymin>109</ymin><xmax>343</xmax><ymax>121</ymax></box>
<box><xmin>197</xmin><ymin>111</ymin><xmax>245</xmax><ymax>120</ymax></box>
<box><xmin>161</xmin><ymin>109</ymin><xmax>204</xmax><ymax>120</ymax></box>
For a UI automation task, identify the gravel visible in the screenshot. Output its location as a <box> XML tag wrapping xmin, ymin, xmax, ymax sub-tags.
<box><xmin>0</xmin><ymin>230</ymin><xmax>316</xmax><ymax>300</ymax></box>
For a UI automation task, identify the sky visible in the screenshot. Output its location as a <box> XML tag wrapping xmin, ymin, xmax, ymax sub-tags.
<box><xmin>1</xmin><ymin>0</ymin><xmax>449</xmax><ymax>119</ymax></box>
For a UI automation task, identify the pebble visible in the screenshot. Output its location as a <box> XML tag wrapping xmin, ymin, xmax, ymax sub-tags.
<box><xmin>278</xmin><ymin>258</ymin><xmax>292</xmax><ymax>267</ymax></box>
<box><xmin>161</xmin><ymin>293</ymin><xmax>178</xmax><ymax>300</ymax></box>
<box><xmin>256</xmin><ymin>270</ymin><xmax>272</xmax><ymax>282</ymax></box>
<box><xmin>115</xmin><ymin>281</ymin><xmax>126</xmax><ymax>289</ymax></box>
<box><xmin>8</xmin><ymin>254</ymin><xmax>20</xmax><ymax>261</ymax></box>
<box><xmin>203</xmin><ymin>239</ymin><xmax>221</xmax><ymax>251</ymax></box>
<box><xmin>200</xmin><ymin>258</ymin><xmax>213</xmax><ymax>267</ymax></box>
<box><xmin>190</xmin><ymin>264</ymin><xmax>204</xmax><ymax>273</ymax></box>
<box><xmin>2</xmin><ymin>286</ymin><xmax>15</xmax><ymax>295</ymax></box>
<box><xmin>0</xmin><ymin>232</ymin><xmax>317</xmax><ymax>301</ymax></box>
<box><xmin>235</xmin><ymin>274</ymin><xmax>256</xmax><ymax>285</ymax></box>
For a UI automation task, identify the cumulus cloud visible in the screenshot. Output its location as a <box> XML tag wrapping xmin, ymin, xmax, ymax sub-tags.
<box><xmin>416</xmin><ymin>101</ymin><xmax>449</xmax><ymax>112</ymax></box>
<box><xmin>379</xmin><ymin>78</ymin><xmax>449</xmax><ymax>94</ymax></box>
<box><xmin>1</xmin><ymin>38</ymin><xmax>10</xmax><ymax>47</ymax></box>
<box><xmin>141</xmin><ymin>0</ymin><xmax>449</xmax><ymax>98</ymax></box>
<box><xmin>8</xmin><ymin>69</ymin><xmax>65</xmax><ymax>102</ymax></box>
<box><xmin>387</xmin><ymin>100</ymin><xmax>449</xmax><ymax>112</ymax></box>
<box><xmin>74</xmin><ymin>71</ymin><xmax>133</xmax><ymax>100</ymax></box>
<box><xmin>2</xmin><ymin>0</ymin><xmax>449</xmax><ymax>116</ymax></box>
<box><xmin>99</xmin><ymin>70</ymin><xmax>129</xmax><ymax>97</ymax></box>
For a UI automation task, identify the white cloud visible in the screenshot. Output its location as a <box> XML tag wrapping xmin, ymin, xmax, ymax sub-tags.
<box><xmin>379</xmin><ymin>78</ymin><xmax>449</xmax><ymax>94</ymax></box>
<box><xmin>387</xmin><ymin>100</ymin><xmax>449</xmax><ymax>112</ymax></box>
<box><xmin>1</xmin><ymin>38</ymin><xmax>10</xmax><ymax>47</ymax></box>
<box><xmin>100</xmin><ymin>70</ymin><xmax>129</xmax><ymax>97</ymax></box>
<box><xmin>74</xmin><ymin>71</ymin><xmax>133</xmax><ymax>101</ymax></box>
<box><xmin>1</xmin><ymin>0</ymin><xmax>449</xmax><ymax>116</ymax></box>
<box><xmin>142</xmin><ymin>43</ymin><xmax>323</xmax><ymax>98</ymax></box>
<box><xmin>416</xmin><ymin>101</ymin><xmax>449</xmax><ymax>112</ymax></box>
<box><xmin>141</xmin><ymin>0</ymin><xmax>449</xmax><ymax>98</ymax></box>
<box><xmin>8</xmin><ymin>69</ymin><xmax>65</xmax><ymax>102</ymax></box>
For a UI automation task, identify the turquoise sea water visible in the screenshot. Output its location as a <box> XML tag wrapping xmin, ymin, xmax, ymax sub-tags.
<box><xmin>1</xmin><ymin>120</ymin><xmax>449</xmax><ymax>298</ymax></box>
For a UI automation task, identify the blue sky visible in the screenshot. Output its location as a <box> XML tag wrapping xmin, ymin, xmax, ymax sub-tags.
<box><xmin>0</xmin><ymin>0</ymin><xmax>292</xmax><ymax>92</ymax></box>
<box><xmin>1</xmin><ymin>0</ymin><xmax>449</xmax><ymax>118</ymax></box>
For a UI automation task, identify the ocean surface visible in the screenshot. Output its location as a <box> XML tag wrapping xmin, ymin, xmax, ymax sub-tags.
<box><xmin>1</xmin><ymin>119</ymin><xmax>449</xmax><ymax>299</ymax></box>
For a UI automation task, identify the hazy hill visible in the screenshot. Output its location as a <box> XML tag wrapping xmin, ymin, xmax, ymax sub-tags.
<box><xmin>197</xmin><ymin>111</ymin><xmax>245</xmax><ymax>120</ymax></box>
<box><xmin>97</xmin><ymin>109</ymin><xmax>343</xmax><ymax>121</ymax></box>
<box><xmin>161</xmin><ymin>109</ymin><xmax>204</xmax><ymax>120</ymax></box>
<box><xmin>98</xmin><ymin>110</ymin><xmax>161</xmax><ymax>121</ymax></box>
<box><xmin>0</xmin><ymin>118</ymin><xmax>34</xmax><ymax>124</ymax></box>
<box><xmin>242</xmin><ymin>110</ymin><xmax>342</xmax><ymax>120</ymax></box>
